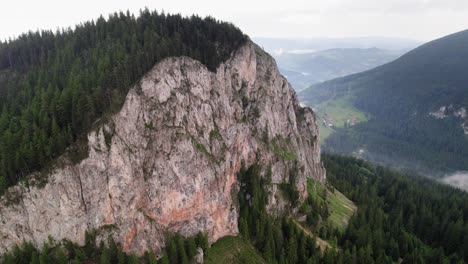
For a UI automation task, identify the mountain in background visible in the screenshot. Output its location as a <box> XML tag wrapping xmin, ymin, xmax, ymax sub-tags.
<box><xmin>299</xmin><ymin>29</ymin><xmax>468</xmax><ymax>177</ymax></box>
<box><xmin>254</xmin><ymin>36</ymin><xmax>421</xmax><ymax>53</ymax></box>
<box><xmin>253</xmin><ymin>37</ymin><xmax>419</xmax><ymax>91</ymax></box>
<box><xmin>273</xmin><ymin>48</ymin><xmax>403</xmax><ymax>90</ymax></box>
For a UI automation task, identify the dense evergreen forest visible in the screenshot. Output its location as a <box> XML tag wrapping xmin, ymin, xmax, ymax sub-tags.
<box><xmin>322</xmin><ymin>113</ymin><xmax>468</xmax><ymax>174</ymax></box>
<box><xmin>324</xmin><ymin>154</ymin><xmax>468</xmax><ymax>263</ymax></box>
<box><xmin>3</xmin><ymin>155</ymin><xmax>468</xmax><ymax>263</ymax></box>
<box><xmin>236</xmin><ymin>156</ymin><xmax>468</xmax><ymax>263</ymax></box>
<box><xmin>0</xmin><ymin>230</ymin><xmax>209</xmax><ymax>264</ymax></box>
<box><xmin>0</xmin><ymin>9</ymin><xmax>247</xmax><ymax>194</ymax></box>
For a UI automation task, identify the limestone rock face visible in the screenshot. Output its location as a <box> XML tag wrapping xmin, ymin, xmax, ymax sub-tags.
<box><xmin>0</xmin><ymin>41</ymin><xmax>324</xmax><ymax>255</ymax></box>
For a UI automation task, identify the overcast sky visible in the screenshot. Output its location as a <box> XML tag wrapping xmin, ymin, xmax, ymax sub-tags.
<box><xmin>1</xmin><ymin>0</ymin><xmax>468</xmax><ymax>42</ymax></box>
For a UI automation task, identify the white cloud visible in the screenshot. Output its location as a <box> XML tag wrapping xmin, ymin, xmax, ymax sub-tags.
<box><xmin>1</xmin><ymin>0</ymin><xmax>468</xmax><ymax>41</ymax></box>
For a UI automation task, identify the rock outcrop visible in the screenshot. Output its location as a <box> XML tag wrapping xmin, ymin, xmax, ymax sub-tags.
<box><xmin>0</xmin><ymin>41</ymin><xmax>324</xmax><ymax>255</ymax></box>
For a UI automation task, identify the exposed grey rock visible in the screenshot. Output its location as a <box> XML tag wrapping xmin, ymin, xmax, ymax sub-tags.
<box><xmin>0</xmin><ymin>41</ymin><xmax>324</xmax><ymax>255</ymax></box>
<box><xmin>194</xmin><ymin>247</ymin><xmax>204</xmax><ymax>264</ymax></box>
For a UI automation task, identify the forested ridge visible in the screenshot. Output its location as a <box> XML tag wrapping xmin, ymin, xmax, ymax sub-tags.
<box><xmin>0</xmin><ymin>9</ymin><xmax>247</xmax><ymax>193</ymax></box>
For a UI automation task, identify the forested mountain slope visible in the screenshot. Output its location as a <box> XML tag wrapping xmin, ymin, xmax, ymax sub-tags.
<box><xmin>300</xmin><ymin>29</ymin><xmax>468</xmax><ymax>175</ymax></box>
<box><xmin>0</xmin><ymin>9</ymin><xmax>247</xmax><ymax>193</ymax></box>
<box><xmin>323</xmin><ymin>155</ymin><xmax>468</xmax><ymax>262</ymax></box>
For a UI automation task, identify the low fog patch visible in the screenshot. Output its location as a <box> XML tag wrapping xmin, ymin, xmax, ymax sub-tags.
<box><xmin>441</xmin><ymin>171</ymin><xmax>468</xmax><ymax>192</ymax></box>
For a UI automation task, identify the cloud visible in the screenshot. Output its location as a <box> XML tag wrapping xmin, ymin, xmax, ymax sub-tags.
<box><xmin>1</xmin><ymin>0</ymin><xmax>468</xmax><ymax>41</ymax></box>
<box><xmin>310</xmin><ymin>0</ymin><xmax>468</xmax><ymax>14</ymax></box>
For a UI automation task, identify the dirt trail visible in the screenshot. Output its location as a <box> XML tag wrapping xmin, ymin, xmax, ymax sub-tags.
<box><xmin>290</xmin><ymin>218</ymin><xmax>332</xmax><ymax>253</ymax></box>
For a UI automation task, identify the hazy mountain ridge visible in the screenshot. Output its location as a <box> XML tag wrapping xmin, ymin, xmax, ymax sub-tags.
<box><xmin>254</xmin><ymin>37</ymin><xmax>419</xmax><ymax>91</ymax></box>
<box><xmin>254</xmin><ymin>37</ymin><xmax>421</xmax><ymax>53</ymax></box>
<box><xmin>299</xmin><ymin>29</ymin><xmax>468</xmax><ymax>175</ymax></box>
<box><xmin>275</xmin><ymin>48</ymin><xmax>403</xmax><ymax>90</ymax></box>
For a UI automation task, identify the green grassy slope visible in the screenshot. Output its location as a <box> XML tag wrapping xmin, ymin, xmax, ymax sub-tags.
<box><xmin>307</xmin><ymin>179</ymin><xmax>356</xmax><ymax>231</ymax></box>
<box><xmin>327</xmin><ymin>187</ymin><xmax>357</xmax><ymax>230</ymax></box>
<box><xmin>312</xmin><ymin>97</ymin><xmax>369</xmax><ymax>143</ymax></box>
<box><xmin>291</xmin><ymin>178</ymin><xmax>356</xmax><ymax>253</ymax></box>
<box><xmin>204</xmin><ymin>236</ymin><xmax>265</xmax><ymax>264</ymax></box>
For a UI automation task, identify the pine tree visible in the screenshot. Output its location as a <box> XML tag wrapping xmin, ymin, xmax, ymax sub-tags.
<box><xmin>286</xmin><ymin>237</ymin><xmax>298</xmax><ymax>264</ymax></box>
<box><xmin>100</xmin><ymin>246</ymin><xmax>110</xmax><ymax>264</ymax></box>
<box><xmin>168</xmin><ymin>238</ymin><xmax>178</xmax><ymax>264</ymax></box>
<box><xmin>195</xmin><ymin>231</ymin><xmax>209</xmax><ymax>251</ymax></box>
<box><xmin>159</xmin><ymin>253</ymin><xmax>170</xmax><ymax>264</ymax></box>
<box><xmin>0</xmin><ymin>175</ymin><xmax>6</xmax><ymax>194</ymax></box>
<box><xmin>176</xmin><ymin>234</ymin><xmax>189</xmax><ymax>264</ymax></box>
<box><xmin>127</xmin><ymin>254</ymin><xmax>139</xmax><ymax>264</ymax></box>
<box><xmin>147</xmin><ymin>249</ymin><xmax>157</xmax><ymax>264</ymax></box>
<box><xmin>117</xmin><ymin>250</ymin><xmax>126</xmax><ymax>264</ymax></box>
<box><xmin>186</xmin><ymin>237</ymin><xmax>197</xmax><ymax>258</ymax></box>
<box><xmin>39</xmin><ymin>249</ymin><xmax>49</xmax><ymax>264</ymax></box>
<box><xmin>56</xmin><ymin>248</ymin><xmax>68</xmax><ymax>264</ymax></box>
<box><xmin>31</xmin><ymin>252</ymin><xmax>40</xmax><ymax>264</ymax></box>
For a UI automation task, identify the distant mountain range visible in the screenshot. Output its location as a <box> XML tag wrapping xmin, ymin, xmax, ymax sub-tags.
<box><xmin>253</xmin><ymin>37</ymin><xmax>420</xmax><ymax>90</ymax></box>
<box><xmin>274</xmin><ymin>48</ymin><xmax>403</xmax><ymax>90</ymax></box>
<box><xmin>299</xmin><ymin>30</ymin><xmax>468</xmax><ymax>176</ymax></box>
<box><xmin>254</xmin><ymin>37</ymin><xmax>421</xmax><ymax>53</ymax></box>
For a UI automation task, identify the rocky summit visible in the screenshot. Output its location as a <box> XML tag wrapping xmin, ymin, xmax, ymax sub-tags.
<box><xmin>0</xmin><ymin>41</ymin><xmax>324</xmax><ymax>255</ymax></box>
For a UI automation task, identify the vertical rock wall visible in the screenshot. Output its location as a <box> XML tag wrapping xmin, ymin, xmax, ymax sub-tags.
<box><xmin>0</xmin><ymin>41</ymin><xmax>324</xmax><ymax>255</ymax></box>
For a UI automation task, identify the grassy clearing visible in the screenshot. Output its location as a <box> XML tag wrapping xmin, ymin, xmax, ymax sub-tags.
<box><xmin>314</xmin><ymin>96</ymin><xmax>369</xmax><ymax>143</ymax></box>
<box><xmin>317</xmin><ymin>97</ymin><xmax>368</xmax><ymax>128</ymax></box>
<box><xmin>307</xmin><ymin>178</ymin><xmax>325</xmax><ymax>203</ymax></box>
<box><xmin>318</xmin><ymin>121</ymin><xmax>334</xmax><ymax>143</ymax></box>
<box><xmin>204</xmin><ymin>236</ymin><xmax>265</xmax><ymax>264</ymax></box>
<box><xmin>307</xmin><ymin>179</ymin><xmax>357</xmax><ymax>231</ymax></box>
<box><xmin>291</xmin><ymin>218</ymin><xmax>333</xmax><ymax>253</ymax></box>
<box><xmin>327</xmin><ymin>188</ymin><xmax>357</xmax><ymax>231</ymax></box>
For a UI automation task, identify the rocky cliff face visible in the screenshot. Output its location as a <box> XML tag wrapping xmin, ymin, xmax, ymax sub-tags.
<box><xmin>0</xmin><ymin>41</ymin><xmax>325</xmax><ymax>255</ymax></box>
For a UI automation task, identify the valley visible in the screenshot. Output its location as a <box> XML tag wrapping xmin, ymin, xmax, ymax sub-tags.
<box><xmin>299</xmin><ymin>29</ymin><xmax>468</xmax><ymax>176</ymax></box>
<box><xmin>273</xmin><ymin>48</ymin><xmax>403</xmax><ymax>90</ymax></box>
<box><xmin>256</xmin><ymin>46</ymin><xmax>405</xmax><ymax>91</ymax></box>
